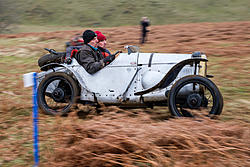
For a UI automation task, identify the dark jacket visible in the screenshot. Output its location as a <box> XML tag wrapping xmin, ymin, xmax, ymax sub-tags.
<box><xmin>98</xmin><ymin>47</ymin><xmax>111</xmax><ymax>58</ymax></box>
<box><xmin>141</xmin><ymin>21</ymin><xmax>150</xmax><ymax>34</ymax></box>
<box><xmin>75</xmin><ymin>44</ymin><xmax>104</xmax><ymax>74</ymax></box>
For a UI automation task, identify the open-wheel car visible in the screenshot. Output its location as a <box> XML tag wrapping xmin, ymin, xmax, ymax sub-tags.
<box><xmin>37</xmin><ymin>46</ymin><xmax>223</xmax><ymax>117</ymax></box>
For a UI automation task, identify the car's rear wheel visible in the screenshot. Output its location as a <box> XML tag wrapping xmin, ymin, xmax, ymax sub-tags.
<box><xmin>168</xmin><ymin>75</ymin><xmax>223</xmax><ymax>117</ymax></box>
<box><xmin>38</xmin><ymin>72</ymin><xmax>79</xmax><ymax>115</ymax></box>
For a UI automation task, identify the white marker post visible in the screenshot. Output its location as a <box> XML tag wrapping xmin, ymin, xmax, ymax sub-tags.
<box><xmin>23</xmin><ymin>72</ymin><xmax>39</xmax><ymax>167</ymax></box>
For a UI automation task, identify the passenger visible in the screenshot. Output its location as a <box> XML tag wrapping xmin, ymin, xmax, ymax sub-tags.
<box><xmin>65</xmin><ymin>45</ymin><xmax>82</xmax><ymax>63</ymax></box>
<box><xmin>75</xmin><ymin>30</ymin><xmax>116</xmax><ymax>74</ymax></box>
<box><xmin>65</xmin><ymin>34</ymin><xmax>84</xmax><ymax>62</ymax></box>
<box><xmin>71</xmin><ymin>33</ymin><xmax>84</xmax><ymax>46</ymax></box>
<box><xmin>95</xmin><ymin>31</ymin><xmax>111</xmax><ymax>58</ymax></box>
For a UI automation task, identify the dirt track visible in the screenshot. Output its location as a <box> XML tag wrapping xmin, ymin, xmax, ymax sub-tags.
<box><xmin>0</xmin><ymin>21</ymin><xmax>250</xmax><ymax>166</ymax></box>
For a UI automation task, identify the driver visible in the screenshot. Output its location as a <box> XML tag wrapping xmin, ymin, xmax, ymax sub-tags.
<box><xmin>75</xmin><ymin>30</ymin><xmax>116</xmax><ymax>74</ymax></box>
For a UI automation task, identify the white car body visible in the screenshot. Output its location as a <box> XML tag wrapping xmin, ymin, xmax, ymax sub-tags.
<box><xmin>37</xmin><ymin>46</ymin><xmax>207</xmax><ymax>108</ymax></box>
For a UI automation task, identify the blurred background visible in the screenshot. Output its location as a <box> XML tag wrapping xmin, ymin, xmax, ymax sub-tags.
<box><xmin>1</xmin><ymin>0</ymin><xmax>250</xmax><ymax>33</ymax></box>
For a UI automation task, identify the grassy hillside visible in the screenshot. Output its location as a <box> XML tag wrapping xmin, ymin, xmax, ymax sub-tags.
<box><xmin>0</xmin><ymin>21</ymin><xmax>250</xmax><ymax>166</ymax></box>
<box><xmin>1</xmin><ymin>0</ymin><xmax>250</xmax><ymax>33</ymax></box>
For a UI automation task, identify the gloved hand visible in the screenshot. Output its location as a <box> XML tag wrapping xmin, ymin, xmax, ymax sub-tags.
<box><xmin>103</xmin><ymin>54</ymin><xmax>116</xmax><ymax>65</ymax></box>
<box><xmin>103</xmin><ymin>51</ymin><xmax>122</xmax><ymax>65</ymax></box>
<box><xmin>65</xmin><ymin>57</ymin><xmax>72</xmax><ymax>64</ymax></box>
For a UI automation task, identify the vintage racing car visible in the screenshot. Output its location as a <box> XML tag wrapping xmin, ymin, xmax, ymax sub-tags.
<box><xmin>37</xmin><ymin>46</ymin><xmax>223</xmax><ymax>117</ymax></box>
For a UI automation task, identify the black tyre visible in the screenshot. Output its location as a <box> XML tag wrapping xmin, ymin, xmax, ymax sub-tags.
<box><xmin>168</xmin><ymin>75</ymin><xmax>223</xmax><ymax>117</ymax></box>
<box><xmin>38</xmin><ymin>72</ymin><xmax>79</xmax><ymax>115</ymax></box>
<box><xmin>38</xmin><ymin>52</ymin><xmax>65</xmax><ymax>67</ymax></box>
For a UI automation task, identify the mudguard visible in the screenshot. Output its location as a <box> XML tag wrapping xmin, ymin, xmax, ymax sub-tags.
<box><xmin>40</xmin><ymin>63</ymin><xmax>65</xmax><ymax>71</ymax></box>
<box><xmin>40</xmin><ymin>62</ymin><xmax>91</xmax><ymax>92</ymax></box>
<box><xmin>134</xmin><ymin>57</ymin><xmax>208</xmax><ymax>95</ymax></box>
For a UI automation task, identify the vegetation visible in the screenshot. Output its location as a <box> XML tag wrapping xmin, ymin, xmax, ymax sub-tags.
<box><xmin>0</xmin><ymin>0</ymin><xmax>249</xmax><ymax>166</ymax></box>
<box><xmin>1</xmin><ymin>0</ymin><xmax>250</xmax><ymax>33</ymax></box>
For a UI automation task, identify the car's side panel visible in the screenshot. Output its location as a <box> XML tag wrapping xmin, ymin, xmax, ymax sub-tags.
<box><xmin>135</xmin><ymin>53</ymin><xmax>194</xmax><ymax>92</ymax></box>
<box><xmin>71</xmin><ymin>53</ymin><xmax>139</xmax><ymax>103</ymax></box>
<box><xmin>108</xmin><ymin>53</ymin><xmax>138</xmax><ymax>67</ymax></box>
<box><xmin>138</xmin><ymin>53</ymin><xmax>192</xmax><ymax>65</ymax></box>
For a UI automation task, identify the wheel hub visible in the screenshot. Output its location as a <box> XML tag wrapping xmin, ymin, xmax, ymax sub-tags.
<box><xmin>52</xmin><ymin>88</ymin><xmax>65</xmax><ymax>102</ymax></box>
<box><xmin>187</xmin><ymin>93</ymin><xmax>202</xmax><ymax>109</ymax></box>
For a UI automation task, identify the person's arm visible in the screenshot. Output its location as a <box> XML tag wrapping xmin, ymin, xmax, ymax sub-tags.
<box><xmin>77</xmin><ymin>50</ymin><xmax>104</xmax><ymax>74</ymax></box>
<box><xmin>105</xmin><ymin>49</ymin><xmax>111</xmax><ymax>55</ymax></box>
<box><xmin>102</xmin><ymin>50</ymin><xmax>121</xmax><ymax>64</ymax></box>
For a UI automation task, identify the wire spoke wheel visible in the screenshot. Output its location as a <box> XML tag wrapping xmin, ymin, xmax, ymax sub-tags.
<box><xmin>38</xmin><ymin>72</ymin><xmax>79</xmax><ymax>115</ymax></box>
<box><xmin>168</xmin><ymin>75</ymin><xmax>223</xmax><ymax>117</ymax></box>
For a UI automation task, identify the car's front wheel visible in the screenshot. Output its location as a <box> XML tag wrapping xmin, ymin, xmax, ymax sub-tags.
<box><xmin>38</xmin><ymin>72</ymin><xmax>79</xmax><ymax>115</ymax></box>
<box><xmin>168</xmin><ymin>75</ymin><xmax>223</xmax><ymax>117</ymax></box>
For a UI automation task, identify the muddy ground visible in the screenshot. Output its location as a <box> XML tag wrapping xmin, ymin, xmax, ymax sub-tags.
<box><xmin>0</xmin><ymin>21</ymin><xmax>249</xmax><ymax>166</ymax></box>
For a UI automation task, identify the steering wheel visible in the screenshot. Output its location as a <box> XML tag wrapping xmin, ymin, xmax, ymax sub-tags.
<box><xmin>114</xmin><ymin>50</ymin><xmax>122</xmax><ymax>58</ymax></box>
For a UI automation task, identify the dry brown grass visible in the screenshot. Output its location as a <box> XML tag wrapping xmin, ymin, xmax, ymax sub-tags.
<box><xmin>42</xmin><ymin>106</ymin><xmax>250</xmax><ymax>167</ymax></box>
